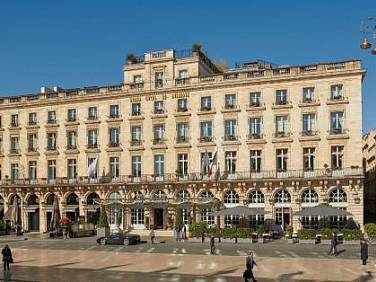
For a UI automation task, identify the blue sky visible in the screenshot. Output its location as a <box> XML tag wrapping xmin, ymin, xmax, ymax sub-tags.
<box><xmin>0</xmin><ymin>0</ymin><xmax>375</xmax><ymax>132</ymax></box>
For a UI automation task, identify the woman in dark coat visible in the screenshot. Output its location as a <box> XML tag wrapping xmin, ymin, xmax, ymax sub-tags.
<box><xmin>360</xmin><ymin>239</ymin><xmax>368</xmax><ymax>265</ymax></box>
<box><xmin>1</xmin><ymin>244</ymin><xmax>12</xmax><ymax>271</ymax></box>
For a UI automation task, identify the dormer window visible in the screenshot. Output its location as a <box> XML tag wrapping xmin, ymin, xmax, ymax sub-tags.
<box><xmin>133</xmin><ymin>75</ymin><xmax>142</xmax><ymax>83</ymax></box>
<box><xmin>178</xmin><ymin>70</ymin><xmax>188</xmax><ymax>79</ymax></box>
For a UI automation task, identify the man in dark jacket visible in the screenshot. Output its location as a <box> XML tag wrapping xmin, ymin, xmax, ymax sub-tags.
<box><xmin>360</xmin><ymin>239</ymin><xmax>368</xmax><ymax>265</ymax></box>
<box><xmin>328</xmin><ymin>233</ymin><xmax>338</xmax><ymax>255</ymax></box>
<box><xmin>1</xmin><ymin>245</ymin><xmax>12</xmax><ymax>271</ymax></box>
<box><xmin>245</xmin><ymin>251</ymin><xmax>257</xmax><ymax>281</ymax></box>
<box><xmin>210</xmin><ymin>236</ymin><xmax>215</xmax><ymax>255</ymax></box>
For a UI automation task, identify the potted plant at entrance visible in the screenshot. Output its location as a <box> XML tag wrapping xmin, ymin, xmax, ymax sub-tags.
<box><xmin>59</xmin><ymin>217</ymin><xmax>70</xmax><ymax>239</ymax></box>
<box><xmin>96</xmin><ymin>207</ymin><xmax>110</xmax><ymax>238</ymax></box>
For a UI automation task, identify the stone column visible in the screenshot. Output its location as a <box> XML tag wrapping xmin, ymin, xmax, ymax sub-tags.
<box><xmin>39</xmin><ymin>201</ymin><xmax>46</xmax><ymax>233</ymax></box>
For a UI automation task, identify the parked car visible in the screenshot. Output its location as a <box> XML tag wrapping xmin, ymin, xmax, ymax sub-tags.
<box><xmin>97</xmin><ymin>233</ymin><xmax>141</xmax><ymax>246</ymax></box>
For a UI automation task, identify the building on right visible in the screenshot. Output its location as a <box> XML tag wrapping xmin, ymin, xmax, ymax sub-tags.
<box><xmin>363</xmin><ymin>130</ymin><xmax>376</xmax><ymax>223</ymax></box>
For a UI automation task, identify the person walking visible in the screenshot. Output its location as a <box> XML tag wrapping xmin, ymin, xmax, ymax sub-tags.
<box><xmin>149</xmin><ymin>228</ymin><xmax>155</xmax><ymax>244</ymax></box>
<box><xmin>245</xmin><ymin>251</ymin><xmax>257</xmax><ymax>282</ymax></box>
<box><xmin>210</xmin><ymin>236</ymin><xmax>215</xmax><ymax>255</ymax></box>
<box><xmin>1</xmin><ymin>245</ymin><xmax>12</xmax><ymax>272</ymax></box>
<box><xmin>360</xmin><ymin>239</ymin><xmax>368</xmax><ymax>265</ymax></box>
<box><xmin>328</xmin><ymin>233</ymin><xmax>338</xmax><ymax>256</ymax></box>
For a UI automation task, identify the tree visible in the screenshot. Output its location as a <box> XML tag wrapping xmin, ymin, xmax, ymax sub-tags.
<box><xmin>192</xmin><ymin>43</ymin><xmax>202</xmax><ymax>52</ymax></box>
<box><xmin>175</xmin><ymin>208</ymin><xmax>183</xmax><ymax>227</ymax></box>
<box><xmin>97</xmin><ymin>207</ymin><xmax>109</xmax><ymax>228</ymax></box>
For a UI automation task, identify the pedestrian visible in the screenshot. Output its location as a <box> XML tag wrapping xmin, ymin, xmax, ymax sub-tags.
<box><xmin>201</xmin><ymin>232</ymin><xmax>205</xmax><ymax>243</ymax></box>
<box><xmin>360</xmin><ymin>239</ymin><xmax>368</xmax><ymax>265</ymax></box>
<box><xmin>245</xmin><ymin>251</ymin><xmax>257</xmax><ymax>282</ymax></box>
<box><xmin>210</xmin><ymin>236</ymin><xmax>215</xmax><ymax>255</ymax></box>
<box><xmin>182</xmin><ymin>225</ymin><xmax>187</xmax><ymax>241</ymax></box>
<box><xmin>150</xmin><ymin>228</ymin><xmax>155</xmax><ymax>244</ymax></box>
<box><xmin>175</xmin><ymin>226</ymin><xmax>181</xmax><ymax>242</ymax></box>
<box><xmin>328</xmin><ymin>232</ymin><xmax>338</xmax><ymax>256</ymax></box>
<box><xmin>1</xmin><ymin>245</ymin><xmax>12</xmax><ymax>272</ymax></box>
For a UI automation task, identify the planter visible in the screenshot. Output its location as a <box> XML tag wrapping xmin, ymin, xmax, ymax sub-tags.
<box><xmin>299</xmin><ymin>239</ymin><xmax>316</xmax><ymax>244</ymax></box>
<box><xmin>96</xmin><ymin>227</ymin><xmax>110</xmax><ymax>238</ymax></box>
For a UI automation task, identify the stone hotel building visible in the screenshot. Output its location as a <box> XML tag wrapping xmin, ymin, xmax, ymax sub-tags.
<box><xmin>0</xmin><ymin>48</ymin><xmax>365</xmax><ymax>233</ymax></box>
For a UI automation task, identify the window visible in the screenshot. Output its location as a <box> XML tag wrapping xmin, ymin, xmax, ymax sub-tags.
<box><xmin>330</xmin><ymin>112</ymin><xmax>344</xmax><ymax>133</ymax></box>
<box><xmin>178</xmin><ymin>69</ymin><xmax>188</xmax><ymax>79</ymax></box>
<box><xmin>275</xmin><ymin>116</ymin><xmax>288</xmax><ymax>136</ymax></box>
<box><xmin>276</xmin><ymin>89</ymin><xmax>288</xmax><ymax>105</ymax></box>
<box><xmin>132</xmin><ymin>156</ymin><xmax>142</xmax><ymax>177</ymax></box>
<box><xmin>29</xmin><ymin>112</ymin><xmax>37</xmax><ymax>125</ymax></box>
<box><xmin>224</xmin><ymin>190</ymin><xmax>239</xmax><ymax>204</ymax></box>
<box><xmin>177</xmin><ymin>153</ymin><xmax>188</xmax><ymax>175</ymax></box>
<box><xmin>109</xmin><ymin>128</ymin><xmax>120</xmax><ymax>147</ymax></box>
<box><xmin>132</xmin><ymin>103</ymin><xmax>141</xmax><ymax>116</ymax></box>
<box><xmin>301</xmin><ymin>189</ymin><xmax>319</xmax><ymax>203</ymax></box>
<box><xmin>274</xmin><ymin>189</ymin><xmax>291</xmax><ymax>203</ymax></box>
<box><xmin>177</xmin><ymin>123</ymin><xmax>189</xmax><ymax>143</ymax></box>
<box><xmin>88</xmin><ymin>158</ymin><xmax>98</xmax><ymax>178</ymax></box>
<box><xmin>224</xmin><ymin>120</ymin><xmax>237</xmax><ymax>140</ymax></box>
<box><xmin>250</xmin><ymin>92</ymin><xmax>261</xmax><ymax>106</ymax></box>
<box><xmin>11</xmin><ymin>163</ymin><xmax>19</xmax><ymax>181</ymax></box>
<box><xmin>154</xmin><ymin>190</ymin><xmax>167</xmax><ymax>202</ymax></box>
<box><xmin>67</xmin><ymin>131</ymin><xmax>77</xmax><ymax>149</ymax></box>
<box><xmin>109</xmin><ymin>105</ymin><xmax>119</xmax><ymax>118</ymax></box>
<box><xmin>11</xmin><ymin>114</ymin><xmax>19</xmax><ymax>127</ymax></box>
<box><xmin>200</xmin><ymin>190</ymin><xmax>214</xmax><ymax>201</ymax></box>
<box><xmin>110</xmin><ymin>157</ymin><xmax>119</xmax><ymax>178</ymax></box>
<box><xmin>331</xmin><ymin>84</ymin><xmax>343</xmax><ymax>100</ymax></box>
<box><xmin>201</xmin><ymin>208</ymin><xmax>215</xmax><ymax>226</ymax></box>
<box><xmin>67</xmin><ymin>159</ymin><xmax>77</xmax><ymax>179</ymax></box>
<box><xmin>302</xmin><ymin>113</ymin><xmax>316</xmax><ymax>134</ymax></box>
<box><xmin>88</xmin><ymin>107</ymin><xmax>98</xmax><ymax>120</ymax></box>
<box><xmin>276</xmin><ymin>149</ymin><xmax>288</xmax><ymax>171</ymax></box>
<box><xmin>154</xmin><ymin>101</ymin><xmax>164</xmax><ymax>114</ymax></box>
<box><xmin>10</xmin><ymin>137</ymin><xmax>19</xmax><ymax>153</ymax></box>
<box><xmin>133</xmin><ymin>75</ymin><xmax>142</xmax><ymax>84</ymax></box>
<box><xmin>329</xmin><ymin>188</ymin><xmax>347</xmax><ymax>203</ymax></box>
<box><xmin>303</xmin><ymin>148</ymin><xmax>316</xmax><ymax>170</ymax></box>
<box><xmin>225</xmin><ymin>94</ymin><xmax>236</xmax><ymax>109</ymax></box>
<box><xmin>249</xmin><ymin>190</ymin><xmax>264</xmax><ymax>204</ymax></box>
<box><xmin>131</xmin><ymin>208</ymin><xmax>144</xmax><ymax>225</ymax></box>
<box><xmin>201</xmin><ymin>151</ymin><xmax>213</xmax><ymax>175</ymax></box>
<box><xmin>87</xmin><ymin>129</ymin><xmax>98</xmax><ymax>148</ymax></box>
<box><xmin>303</xmin><ymin>87</ymin><xmax>315</xmax><ymax>102</ymax></box>
<box><xmin>48</xmin><ymin>160</ymin><xmax>56</xmax><ymax>180</ymax></box>
<box><xmin>154</xmin><ymin>155</ymin><xmax>164</xmax><ymax>177</ymax></box>
<box><xmin>331</xmin><ymin>146</ymin><xmax>344</xmax><ymax>169</ymax></box>
<box><xmin>28</xmin><ymin>133</ymin><xmax>38</xmax><ymax>152</ymax></box>
<box><xmin>225</xmin><ymin>151</ymin><xmax>237</xmax><ymax>173</ymax></box>
<box><xmin>201</xmin><ymin>96</ymin><xmax>212</xmax><ymax>111</ymax></box>
<box><xmin>250</xmin><ymin>150</ymin><xmax>262</xmax><ymax>172</ymax></box>
<box><xmin>225</xmin><ymin>215</ymin><xmax>240</xmax><ymax>227</ymax></box>
<box><xmin>249</xmin><ymin>117</ymin><xmax>262</xmax><ymax>138</ymax></box>
<box><xmin>153</xmin><ymin>124</ymin><xmax>165</xmax><ymax>144</ymax></box>
<box><xmin>47</xmin><ymin>132</ymin><xmax>57</xmax><ymax>150</ymax></box>
<box><xmin>67</xmin><ymin>109</ymin><xmax>77</xmax><ymax>122</ymax></box>
<box><xmin>176</xmin><ymin>190</ymin><xmax>190</xmax><ymax>201</ymax></box>
<box><xmin>177</xmin><ymin>99</ymin><xmax>188</xmax><ymax>112</ymax></box>
<box><xmin>200</xmin><ymin>121</ymin><xmax>213</xmax><ymax>141</ymax></box>
<box><xmin>155</xmin><ymin>71</ymin><xmax>164</xmax><ymax>88</ymax></box>
<box><xmin>28</xmin><ymin>161</ymin><xmax>37</xmax><ymax>180</ymax></box>
<box><xmin>131</xmin><ymin>126</ymin><xmax>142</xmax><ymax>146</ymax></box>
<box><xmin>47</xmin><ymin>111</ymin><xmax>56</xmax><ymax>124</ymax></box>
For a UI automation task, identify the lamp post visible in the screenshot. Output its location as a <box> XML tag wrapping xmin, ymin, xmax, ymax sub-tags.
<box><xmin>360</xmin><ymin>17</ymin><xmax>376</xmax><ymax>55</ymax></box>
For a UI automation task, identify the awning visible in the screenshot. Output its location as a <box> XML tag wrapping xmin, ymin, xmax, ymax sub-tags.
<box><xmin>294</xmin><ymin>205</ymin><xmax>351</xmax><ymax>217</ymax></box>
<box><xmin>212</xmin><ymin>206</ymin><xmax>267</xmax><ymax>217</ymax></box>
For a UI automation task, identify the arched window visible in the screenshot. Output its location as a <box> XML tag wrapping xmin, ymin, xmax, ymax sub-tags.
<box><xmin>133</xmin><ymin>191</ymin><xmax>144</xmax><ymax>202</ymax></box>
<box><xmin>27</xmin><ymin>194</ymin><xmax>39</xmax><ymax>205</ymax></box>
<box><xmin>9</xmin><ymin>194</ymin><xmax>20</xmax><ymax>205</ymax></box>
<box><xmin>66</xmin><ymin>193</ymin><xmax>79</xmax><ymax>205</ymax></box>
<box><xmin>329</xmin><ymin>188</ymin><xmax>347</xmax><ymax>203</ymax></box>
<box><xmin>46</xmin><ymin>194</ymin><xmax>55</xmax><ymax>205</ymax></box>
<box><xmin>301</xmin><ymin>189</ymin><xmax>319</xmax><ymax>203</ymax></box>
<box><xmin>176</xmin><ymin>190</ymin><xmax>190</xmax><ymax>201</ymax></box>
<box><xmin>274</xmin><ymin>190</ymin><xmax>291</xmax><ymax>203</ymax></box>
<box><xmin>154</xmin><ymin>190</ymin><xmax>167</xmax><ymax>202</ymax></box>
<box><xmin>224</xmin><ymin>190</ymin><xmax>239</xmax><ymax>204</ymax></box>
<box><xmin>87</xmin><ymin>192</ymin><xmax>100</xmax><ymax>205</ymax></box>
<box><xmin>108</xmin><ymin>191</ymin><xmax>121</xmax><ymax>202</ymax></box>
<box><xmin>200</xmin><ymin>190</ymin><xmax>214</xmax><ymax>201</ymax></box>
<box><xmin>248</xmin><ymin>190</ymin><xmax>264</xmax><ymax>204</ymax></box>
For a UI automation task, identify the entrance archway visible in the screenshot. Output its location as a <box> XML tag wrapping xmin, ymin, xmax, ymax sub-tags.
<box><xmin>26</xmin><ymin>194</ymin><xmax>40</xmax><ymax>231</ymax></box>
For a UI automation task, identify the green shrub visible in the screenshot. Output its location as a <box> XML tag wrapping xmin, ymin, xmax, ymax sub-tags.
<box><xmin>286</xmin><ymin>225</ymin><xmax>294</xmax><ymax>238</ymax></box>
<box><xmin>175</xmin><ymin>209</ymin><xmax>183</xmax><ymax>228</ymax></box>
<box><xmin>206</xmin><ymin>227</ymin><xmax>221</xmax><ymax>237</ymax></box>
<box><xmin>189</xmin><ymin>221</ymin><xmax>207</xmax><ymax>238</ymax></box>
<box><xmin>365</xmin><ymin>223</ymin><xmax>376</xmax><ymax>238</ymax></box>
<box><xmin>257</xmin><ymin>225</ymin><xmax>265</xmax><ymax>236</ymax></box>
<box><xmin>221</xmin><ymin>227</ymin><xmax>237</xmax><ymax>238</ymax></box>
<box><xmin>236</xmin><ymin>228</ymin><xmax>251</xmax><ymax>239</ymax></box>
<box><xmin>342</xmin><ymin>229</ymin><xmax>363</xmax><ymax>240</ymax></box>
<box><xmin>0</xmin><ymin>220</ymin><xmax>5</xmax><ymax>231</ymax></box>
<box><xmin>97</xmin><ymin>207</ymin><xmax>109</xmax><ymax>228</ymax></box>
<box><xmin>298</xmin><ymin>229</ymin><xmax>316</xmax><ymax>240</ymax></box>
<box><xmin>319</xmin><ymin>228</ymin><xmax>338</xmax><ymax>240</ymax></box>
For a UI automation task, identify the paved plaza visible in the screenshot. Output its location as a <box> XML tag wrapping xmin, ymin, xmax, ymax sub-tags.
<box><xmin>0</xmin><ymin>236</ymin><xmax>374</xmax><ymax>281</ymax></box>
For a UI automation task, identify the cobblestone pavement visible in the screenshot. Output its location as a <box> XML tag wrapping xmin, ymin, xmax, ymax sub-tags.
<box><xmin>0</xmin><ymin>236</ymin><xmax>374</xmax><ymax>281</ymax></box>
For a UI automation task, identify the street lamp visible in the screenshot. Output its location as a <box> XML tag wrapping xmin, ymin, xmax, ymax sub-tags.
<box><xmin>360</xmin><ymin>17</ymin><xmax>376</xmax><ymax>55</ymax></box>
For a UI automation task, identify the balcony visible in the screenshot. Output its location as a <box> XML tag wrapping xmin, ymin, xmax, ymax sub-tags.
<box><xmin>175</xmin><ymin>78</ymin><xmax>190</xmax><ymax>86</ymax></box>
<box><xmin>131</xmin><ymin>111</ymin><xmax>142</xmax><ymax>116</ymax></box>
<box><xmin>130</xmin><ymin>82</ymin><xmax>144</xmax><ymax>90</ymax></box>
<box><xmin>155</xmin><ymin>80</ymin><xmax>164</xmax><ymax>89</ymax></box>
<box><xmin>327</xmin><ymin>96</ymin><xmax>349</xmax><ymax>105</ymax></box>
<box><xmin>327</xmin><ymin>128</ymin><xmax>349</xmax><ymax>140</ymax></box>
<box><xmin>299</xmin><ymin>130</ymin><xmax>320</xmax><ymax>142</ymax></box>
<box><xmin>247</xmin><ymin>102</ymin><xmax>266</xmax><ymax>112</ymax></box>
<box><xmin>272</xmin><ymin>132</ymin><xmax>293</xmax><ymax>143</ymax></box>
<box><xmin>199</xmin><ymin>136</ymin><xmax>214</xmax><ymax>143</ymax></box>
<box><xmin>299</xmin><ymin>98</ymin><xmax>320</xmax><ymax>107</ymax></box>
<box><xmin>10</xmin><ymin>122</ymin><xmax>19</xmax><ymax>128</ymax></box>
<box><xmin>329</xmin><ymin>128</ymin><xmax>348</xmax><ymax>135</ymax></box>
<box><xmin>9</xmin><ymin>148</ymin><xmax>20</xmax><ymax>155</ymax></box>
<box><xmin>200</xmin><ymin>106</ymin><xmax>212</xmax><ymax>112</ymax></box>
<box><xmin>301</xmin><ymin>130</ymin><xmax>319</xmax><ymax>136</ymax></box>
<box><xmin>177</xmin><ymin>106</ymin><xmax>188</xmax><ymax>113</ymax></box>
<box><xmin>28</xmin><ymin>121</ymin><xmax>38</xmax><ymax>126</ymax></box>
<box><xmin>197</xmin><ymin>106</ymin><xmax>216</xmax><ymax>115</ymax></box>
<box><xmin>108</xmin><ymin>142</ymin><xmax>120</xmax><ymax>147</ymax></box>
<box><xmin>223</xmin><ymin>135</ymin><xmax>238</xmax><ymax>141</ymax></box>
<box><xmin>109</xmin><ymin>114</ymin><xmax>120</xmax><ymax>119</ymax></box>
<box><xmin>28</xmin><ymin>147</ymin><xmax>38</xmax><ymax>152</ymax></box>
<box><xmin>152</xmin><ymin>138</ymin><xmax>166</xmax><ymax>145</ymax></box>
<box><xmin>176</xmin><ymin>136</ymin><xmax>189</xmax><ymax>144</ymax></box>
<box><xmin>66</xmin><ymin>144</ymin><xmax>77</xmax><ymax>150</ymax></box>
<box><xmin>87</xmin><ymin>116</ymin><xmax>98</xmax><ymax>121</ymax></box>
<box><xmin>221</xmin><ymin>104</ymin><xmax>241</xmax><ymax>113</ymax></box>
<box><xmin>154</xmin><ymin>109</ymin><xmax>165</xmax><ymax>115</ymax></box>
<box><xmin>131</xmin><ymin>139</ymin><xmax>143</xmax><ymax>147</ymax></box>
<box><xmin>87</xmin><ymin>143</ymin><xmax>98</xmax><ymax>149</ymax></box>
<box><xmin>272</xmin><ymin>101</ymin><xmax>292</xmax><ymax>109</ymax></box>
<box><xmin>47</xmin><ymin>119</ymin><xmax>57</xmax><ymax>125</ymax></box>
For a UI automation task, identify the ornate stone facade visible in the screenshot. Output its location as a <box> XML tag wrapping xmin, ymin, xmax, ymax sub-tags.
<box><xmin>0</xmin><ymin>48</ymin><xmax>365</xmax><ymax>233</ymax></box>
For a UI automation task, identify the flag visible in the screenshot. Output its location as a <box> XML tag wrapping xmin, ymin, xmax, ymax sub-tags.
<box><xmin>215</xmin><ymin>163</ymin><xmax>221</xmax><ymax>182</ymax></box>
<box><xmin>201</xmin><ymin>150</ymin><xmax>210</xmax><ymax>176</ymax></box>
<box><xmin>88</xmin><ymin>158</ymin><xmax>98</xmax><ymax>178</ymax></box>
<box><xmin>208</xmin><ymin>151</ymin><xmax>218</xmax><ymax>177</ymax></box>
